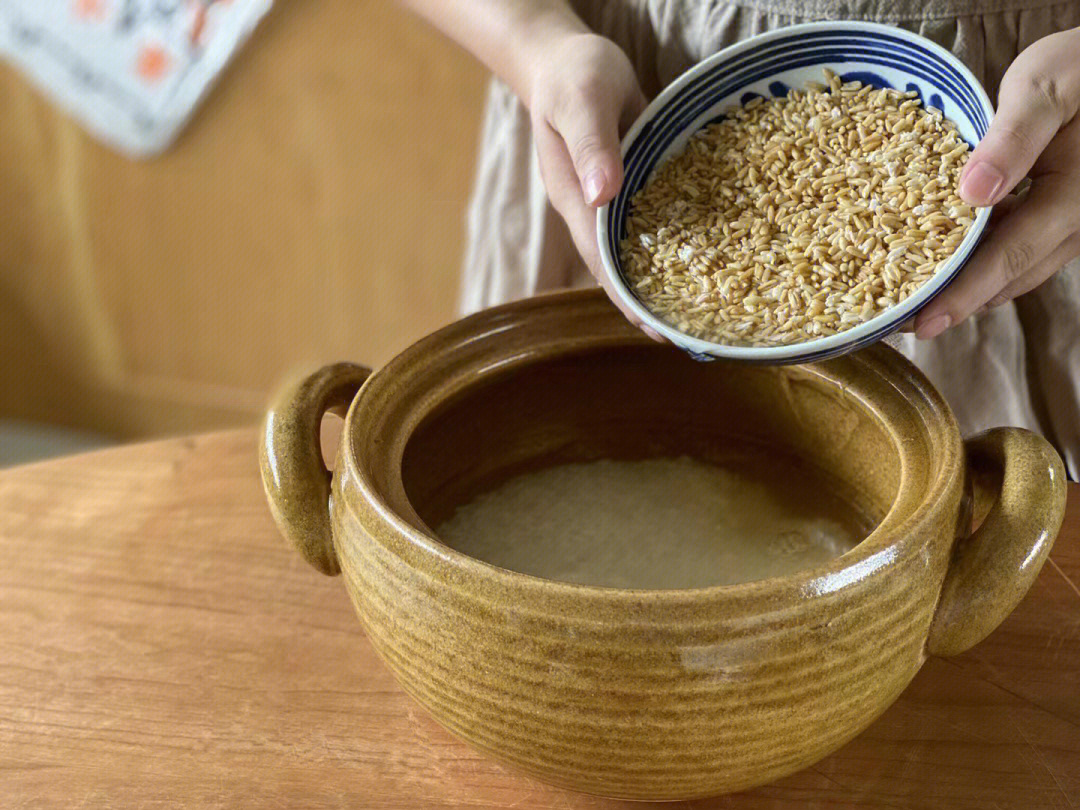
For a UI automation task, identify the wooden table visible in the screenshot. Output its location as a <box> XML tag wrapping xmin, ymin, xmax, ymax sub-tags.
<box><xmin>3</xmin><ymin>431</ymin><xmax>1079</xmax><ymax>809</ymax></box>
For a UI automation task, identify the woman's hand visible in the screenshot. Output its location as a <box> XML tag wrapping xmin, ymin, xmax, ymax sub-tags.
<box><xmin>527</xmin><ymin>33</ymin><xmax>662</xmax><ymax>338</ymax></box>
<box><xmin>396</xmin><ymin>2</ymin><xmax>660</xmax><ymax>336</ymax></box>
<box><xmin>914</xmin><ymin>28</ymin><xmax>1080</xmax><ymax>339</ymax></box>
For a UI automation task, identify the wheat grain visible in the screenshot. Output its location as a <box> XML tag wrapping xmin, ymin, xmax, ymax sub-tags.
<box><xmin>618</xmin><ymin>73</ymin><xmax>977</xmax><ymax>346</ymax></box>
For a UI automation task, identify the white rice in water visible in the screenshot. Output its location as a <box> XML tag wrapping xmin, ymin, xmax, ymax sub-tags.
<box><xmin>437</xmin><ymin>456</ymin><xmax>865</xmax><ymax>589</ymax></box>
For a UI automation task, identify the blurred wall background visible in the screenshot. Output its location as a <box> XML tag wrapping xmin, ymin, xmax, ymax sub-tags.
<box><xmin>0</xmin><ymin>0</ymin><xmax>487</xmax><ymax>457</ymax></box>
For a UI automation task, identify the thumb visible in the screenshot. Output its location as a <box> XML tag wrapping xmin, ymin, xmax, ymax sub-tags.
<box><xmin>551</xmin><ymin>91</ymin><xmax>625</xmax><ymax>208</ymax></box>
<box><xmin>960</xmin><ymin>68</ymin><xmax>1065</xmax><ymax>206</ymax></box>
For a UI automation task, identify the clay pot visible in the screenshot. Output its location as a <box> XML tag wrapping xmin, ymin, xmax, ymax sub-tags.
<box><xmin>260</xmin><ymin>289</ymin><xmax>1065</xmax><ymax>800</ymax></box>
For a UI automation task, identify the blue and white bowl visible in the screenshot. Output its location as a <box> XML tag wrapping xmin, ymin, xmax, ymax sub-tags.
<box><xmin>596</xmin><ymin>21</ymin><xmax>994</xmax><ymax>364</ymax></box>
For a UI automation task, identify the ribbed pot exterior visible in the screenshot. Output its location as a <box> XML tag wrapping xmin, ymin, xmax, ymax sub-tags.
<box><xmin>325</xmin><ymin>291</ymin><xmax>967</xmax><ymax>800</ymax></box>
<box><xmin>333</xmin><ymin>484</ymin><xmax>955</xmax><ymax>800</ymax></box>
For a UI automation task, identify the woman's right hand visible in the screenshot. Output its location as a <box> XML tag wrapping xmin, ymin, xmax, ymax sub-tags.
<box><xmin>527</xmin><ymin>33</ymin><xmax>663</xmax><ymax>339</ymax></box>
<box><xmin>397</xmin><ymin>3</ymin><xmax>661</xmax><ymax>337</ymax></box>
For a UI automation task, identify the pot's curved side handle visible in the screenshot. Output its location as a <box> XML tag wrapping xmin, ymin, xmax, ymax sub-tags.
<box><xmin>927</xmin><ymin>427</ymin><xmax>1067</xmax><ymax>657</ymax></box>
<box><xmin>259</xmin><ymin>363</ymin><xmax>372</xmax><ymax>576</ymax></box>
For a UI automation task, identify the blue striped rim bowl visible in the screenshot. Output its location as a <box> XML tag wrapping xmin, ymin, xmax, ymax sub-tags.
<box><xmin>596</xmin><ymin>21</ymin><xmax>994</xmax><ymax>365</ymax></box>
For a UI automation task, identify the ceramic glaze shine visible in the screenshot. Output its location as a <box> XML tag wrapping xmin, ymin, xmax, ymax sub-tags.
<box><xmin>436</xmin><ymin>456</ymin><xmax>867</xmax><ymax>589</ymax></box>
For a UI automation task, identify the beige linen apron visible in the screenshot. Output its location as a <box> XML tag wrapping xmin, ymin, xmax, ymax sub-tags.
<box><xmin>461</xmin><ymin>0</ymin><xmax>1080</xmax><ymax>478</ymax></box>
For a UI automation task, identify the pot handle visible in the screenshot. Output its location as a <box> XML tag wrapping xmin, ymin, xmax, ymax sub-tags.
<box><xmin>926</xmin><ymin>427</ymin><xmax>1067</xmax><ymax>657</ymax></box>
<box><xmin>259</xmin><ymin>362</ymin><xmax>372</xmax><ymax>576</ymax></box>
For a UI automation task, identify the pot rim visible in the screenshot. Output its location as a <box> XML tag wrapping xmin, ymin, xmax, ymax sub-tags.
<box><xmin>339</xmin><ymin>289</ymin><xmax>963</xmax><ymax>603</ymax></box>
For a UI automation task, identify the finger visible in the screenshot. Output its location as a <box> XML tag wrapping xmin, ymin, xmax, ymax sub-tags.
<box><xmin>988</xmin><ymin>192</ymin><xmax>1023</xmax><ymax>227</ymax></box>
<box><xmin>548</xmin><ymin>81</ymin><xmax>626</xmax><ymax>208</ymax></box>
<box><xmin>639</xmin><ymin>324</ymin><xmax>665</xmax><ymax>343</ymax></box>
<box><xmin>620</xmin><ymin>87</ymin><xmax>648</xmax><ymax>131</ymax></box>
<box><xmin>983</xmin><ymin>230</ymin><xmax>1080</xmax><ymax>308</ymax></box>
<box><xmin>959</xmin><ymin>63</ymin><xmax>1068</xmax><ymax>206</ymax></box>
<box><xmin>535</xmin><ymin>121</ymin><xmax>665</xmax><ymax>343</ymax></box>
<box><xmin>535</xmin><ymin>121</ymin><xmax>603</xmax><ymax>269</ymax></box>
<box><xmin>914</xmin><ymin>176</ymin><xmax>1078</xmax><ymax>338</ymax></box>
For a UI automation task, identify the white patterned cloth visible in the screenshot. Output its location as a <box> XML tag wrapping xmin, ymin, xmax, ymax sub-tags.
<box><xmin>0</xmin><ymin>0</ymin><xmax>271</xmax><ymax>156</ymax></box>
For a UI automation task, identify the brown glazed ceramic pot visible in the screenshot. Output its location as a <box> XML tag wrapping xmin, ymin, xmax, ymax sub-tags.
<box><xmin>260</xmin><ymin>289</ymin><xmax>1066</xmax><ymax>801</ymax></box>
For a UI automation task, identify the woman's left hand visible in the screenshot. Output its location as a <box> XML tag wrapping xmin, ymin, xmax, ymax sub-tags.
<box><xmin>914</xmin><ymin>27</ymin><xmax>1080</xmax><ymax>339</ymax></box>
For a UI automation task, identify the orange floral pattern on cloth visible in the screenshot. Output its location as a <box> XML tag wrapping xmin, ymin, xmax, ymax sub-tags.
<box><xmin>73</xmin><ymin>0</ymin><xmax>107</xmax><ymax>22</ymax></box>
<box><xmin>135</xmin><ymin>42</ymin><xmax>170</xmax><ymax>82</ymax></box>
<box><xmin>0</xmin><ymin>0</ymin><xmax>271</xmax><ymax>155</ymax></box>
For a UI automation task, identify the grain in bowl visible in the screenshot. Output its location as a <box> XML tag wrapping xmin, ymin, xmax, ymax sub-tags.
<box><xmin>619</xmin><ymin>70</ymin><xmax>978</xmax><ymax>346</ymax></box>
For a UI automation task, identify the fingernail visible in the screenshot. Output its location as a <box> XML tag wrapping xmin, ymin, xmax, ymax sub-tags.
<box><xmin>583</xmin><ymin>169</ymin><xmax>606</xmax><ymax>206</ymax></box>
<box><xmin>959</xmin><ymin>162</ymin><xmax>1004</xmax><ymax>205</ymax></box>
<box><xmin>916</xmin><ymin>313</ymin><xmax>951</xmax><ymax>340</ymax></box>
